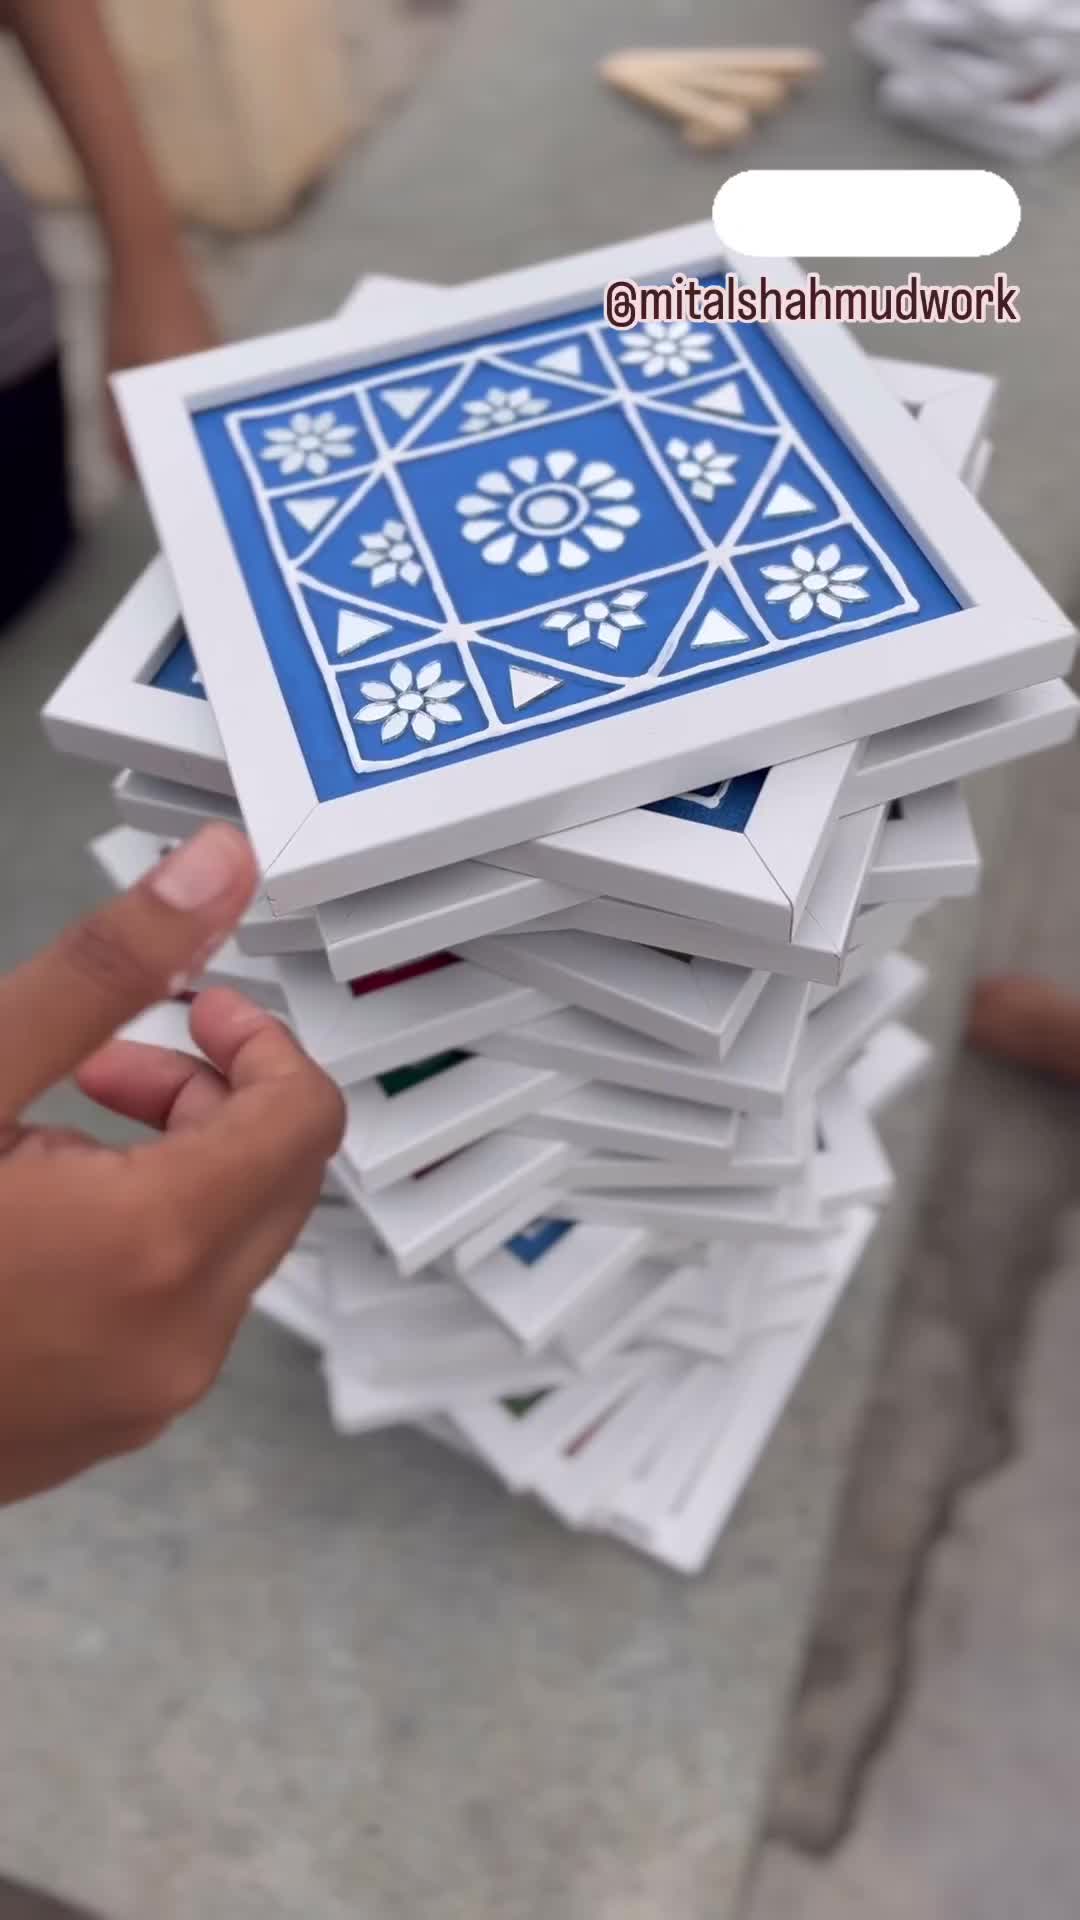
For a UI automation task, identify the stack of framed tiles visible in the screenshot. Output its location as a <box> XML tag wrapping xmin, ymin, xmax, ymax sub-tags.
<box><xmin>44</xmin><ymin>230</ymin><xmax>1078</xmax><ymax>1572</ymax></box>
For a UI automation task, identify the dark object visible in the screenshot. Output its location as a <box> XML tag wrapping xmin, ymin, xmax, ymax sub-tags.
<box><xmin>0</xmin><ymin>1877</ymin><xmax>101</xmax><ymax>1920</ymax></box>
<box><xmin>0</xmin><ymin>353</ymin><xmax>76</xmax><ymax>631</ymax></box>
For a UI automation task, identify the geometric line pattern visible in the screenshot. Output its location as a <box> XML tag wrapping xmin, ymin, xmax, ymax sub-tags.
<box><xmin>195</xmin><ymin>277</ymin><xmax>954</xmax><ymax>800</ymax></box>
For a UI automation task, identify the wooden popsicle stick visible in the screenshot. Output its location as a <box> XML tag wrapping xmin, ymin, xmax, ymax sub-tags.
<box><xmin>614</xmin><ymin>46</ymin><xmax>823</xmax><ymax>78</ymax></box>
<box><xmin>604</xmin><ymin>60</ymin><xmax>752</xmax><ymax>144</ymax></box>
<box><xmin>682</xmin><ymin>114</ymin><xmax>752</xmax><ymax>151</ymax></box>
<box><xmin>687</xmin><ymin>69</ymin><xmax>789</xmax><ymax>110</ymax></box>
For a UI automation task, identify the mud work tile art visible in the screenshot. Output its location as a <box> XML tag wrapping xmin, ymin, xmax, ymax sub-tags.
<box><xmin>192</xmin><ymin>293</ymin><xmax>956</xmax><ymax>805</ymax></box>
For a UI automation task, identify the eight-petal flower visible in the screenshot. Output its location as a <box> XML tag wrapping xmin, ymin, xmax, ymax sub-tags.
<box><xmin>665</xmin><ymin>436</ymin><xmax>739</xmax><ymax>503</ymax></box>
<box><xmin>259</xmin><ymin>409</ymin><xmax>357</xmax><ymax>477</ymax></box>
<box><xmin>461</xmin><ymin>386</ymin><xmax>550</xmax><ymax>434</ymax></box>
<box><xmin>355</xmin><ymin>657</ymin><xmax>465</xmax><ymax>744</ymax></box>
<box><xmin>761</xmin><ymin>542</ymin><xmax>870</xmax><ymax>623</ymax></box>
<box><xmin>544</xmin><ymin>588</ymin><xmax>647</xmax><ymax>650</ymax></box>
<box><xmin>455</xmin><ymin>450</ymin><xmax>640</xmax><ymax>576</ymax></box>
<box><xmin>619</xmin><ymin>320</ymin><xmax>715</xmax><ymax>380</ymax></box>
<box><xmin>352</xmin><ymin>520</ymin><xmax>426</xmax><ymax>589</ymax></box>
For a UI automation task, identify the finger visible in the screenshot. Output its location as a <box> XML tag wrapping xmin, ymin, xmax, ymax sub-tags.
<box><xmin>0</xmin><ymin>825</ymin><xmax>257</xmax><ymax>1121</ymax></box>
<box><xmin>0</xmin><ymin>1123</ymin><xmax>103</xmax><ymax>1161</ymax></box>
<box><xmin>128</xmin><ymin>997</ymin><xmax>345</xmax><ymax>1253</ymax></box>
<box><xmin>77</xmin><ymin>1037</ymin><xmax>230</xmax><ymax>1134</ymax></box>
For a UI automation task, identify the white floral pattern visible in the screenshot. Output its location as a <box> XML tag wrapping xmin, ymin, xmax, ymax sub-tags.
<box><xmin>761</xmin><ymin>542</ymin><xmax>870</xmax><ymax>624</ymax></box>
<box><xmin>352</xmin><ymin>520</ymin><xmax>426</xmax><ymax>589</ymax></box>
<box><xmin>355</xmin><ymin>658</ymin><xmax>465</xmax><ymax>744</ymax></box>
<box><xmin>461</xmin><ymin>386</ymin><xmax>550</xmax><ymax>434</ymax></box>
<box><xmin>455</xmin><ymin>450</ymin><xmax>640</xmax><ymax>576</ymax></box>
<box><xmin>260</xmin><ymin>409</ymin><xmax>357</xmax><ymax>477</ymax></box>
<box><xmin>665</xmin><ymin>436</ymin><xmax>739</xmax><ymax>503</ymax></box>
<box><xmin>619</xmin><ymin>320</ymin><xmax>715</xmax><ymax>380</ymax></box>
<box><xmin>544</xmin><ymin>588</ymin><xmax>647</xmax><ymax>650</ymax></box>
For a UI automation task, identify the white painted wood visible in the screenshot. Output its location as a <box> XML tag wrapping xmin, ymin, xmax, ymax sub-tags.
<box><xmin>113</xmin><ymin>219</ymin><xmax>1074</xmax><ymax>911</ymax></box>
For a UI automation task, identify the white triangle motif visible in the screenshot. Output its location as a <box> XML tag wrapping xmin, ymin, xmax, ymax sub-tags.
<box><xmin>690</xmin><ymin>609</ymin><xmax>750</xmax><ymax>648</ymax></box>
<box><xmin>509</xmin><ymin>665</ymin><xmax>561</xmax><ymax>710</ymax></box>
<box><xmin>337</xmin><ymin>610</ymin><xmax>392</xmax><ymax>657</ymax></box>
<box><xmin>380</xmin><ymin>385</ymin><xmax>431</xmax><ymax>422</ymax></box>
<box><xmin>763</xmin><ymin>481</ymin><xmax>816</xmax><ymax>519</ymax></box>
<box><xmin>284</xmin><ymin>495</ymin><xmax>338</xmax><ymax>534</ymax></box>
<box><xmin>696</xmin><ymin>379</ymin><xmax>745</xmax><ymax>419</ymax></box>
<box><xmin>535</xmin><ymin>343</ymin><xmax>584</xmax><ymax>378</ymax></box>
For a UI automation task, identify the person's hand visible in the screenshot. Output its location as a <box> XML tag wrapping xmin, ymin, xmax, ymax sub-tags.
<box><xmin>0</xmin><ymin>825</ymin><xmax>345</xmax><ymax>1506</ymax></box>
<box><xmin>105</xmin><ymin>240</ymin><xmax>218</xmax><ymax>466</ymax></box>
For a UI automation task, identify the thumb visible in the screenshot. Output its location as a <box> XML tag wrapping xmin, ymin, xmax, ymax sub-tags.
<box><xmin>0</xmin><ymin>824</ymin><xmax>257</xmax><ymax>1121</ymax></box>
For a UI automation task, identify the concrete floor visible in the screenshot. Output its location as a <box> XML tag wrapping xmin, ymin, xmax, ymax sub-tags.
<box><xmin>750</xmin><ymin>1207</ymin><xmax>1080</xmax><ymax>1920</ymax></box>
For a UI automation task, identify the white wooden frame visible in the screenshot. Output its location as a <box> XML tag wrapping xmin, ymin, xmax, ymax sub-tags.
<box><xmin>475</xmin><ymin>972</ymin><xmax>814</xmax><ymax>1115</ymax></box>
<box><xmin>876</xmin><ymin>358</ymin><xmax>997</xmax><ymax>483</ymax></box>
<box><xmin>275</xmin><ymin>949</ymin><xmax>557</xmax><ymax>1084</ymax></box>
<box><xmin>600</xmin><ymin>1208</ymin><xmax>877</xmax><ymax>1572</ymax></box>
<box><xmin>43</xmin><ymin>275</ymin><xmax>443</xmax><ymax>795</ymax></box>
<box><xmin>115</xmin><ymin>220</ymin><xmax>1074</xmax><ymax>913</ymax></box>
<box><xmin>861</xmin><ymin>783</ymin><xmax>981</xmax><ymax>905</ymax></box>
<box><xmin>333</xmin><ymin>1054</ymin><xmax>577</xmax><ymax>1194</ymax></box>
<box><xmin>314</xmin><ymin>677</ymin><xmax>1076</xmax><ymax>978</ymax></box>
<box><xmin>459</xmin><ymin>1220</ymin><xmax>653</xmax><ymax>1351</ymax></box>
<box><xmin>349</xmin><ymin>1132</ymin><xmax>576</xmax><ymax>1277</ymax></box>
<box><xmin>459</xmin><ymin>928</ymin><xmax>769</xmax><ymax>1058</ymax></box>
<box><xmin>509</xmin><ymin>1081</ymin><xmax>740</xmax><ymax>1164</ymax></box>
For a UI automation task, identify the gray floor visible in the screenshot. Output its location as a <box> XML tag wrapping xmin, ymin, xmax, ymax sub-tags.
<box><xmin>3</xmin><ymin>0</ymin><xmax>1080</xmax><ymax>1915</ymax></box>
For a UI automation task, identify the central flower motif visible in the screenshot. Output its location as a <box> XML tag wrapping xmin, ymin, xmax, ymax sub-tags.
<box><xmin>259</xmin><ymin>409</ymin><xmax>357</xmax><ymax>477</ymax></box>
<box><xmin>666</xmin><ymin>436</ymin><xmax>739</xmax><ymax>503</ymax></box>
<box><xmin>455</xmin><ymin>451</ymin><xmax>640</xmax><ymax>576</ymax></box>
<box><xmin>355</xmin><ymin>658</ymin><xmax>465</xmax><ymax>745</ymax></box>
<box><xmin>761</xmin><ymin>542</ymin><xmax>870</xmax><ymax>623</ymax></box>
<box><xmin>619</xmin><ymin>321</ymin><xmax>714</xmax><ymax>380</ymax></box>
<box><xmin>461</xmin><ymin>386</ymin><xmax>550</xmax><ymax>434</ymax></box>
<box><xmin>353</xmin><ymin>520</ymin><xmax>425</xmax><ymax>589</ymax></box>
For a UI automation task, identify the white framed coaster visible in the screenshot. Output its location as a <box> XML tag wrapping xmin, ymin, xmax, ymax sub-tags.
<box><xmin>42</xmin><ymin>275</ymin><xmax>446</xmax><ymax>794</ymax></box>
<box><xmin>727</xmin><ymin>1098</ymin><xmax>816</xmax><ymax>1186</ymax></box>
<box><xmin>860</xmin><ymin>783</ymin><xmax>980</xmax><ymax>904</ymax></box>
<box><xmin>110</xmin><ymin>768</ymin><xmax>238</xmax><ymax>839</ymax></box>
<box><xmin>556</xmin><ymin>1278</ymin><xmax>698</xmax><ymax>1396</ymax></box>
<box><xmin>543</xmin><ymin>875</ymin><xmax>919</xmax><ymax>985</ymax></box>
<box><xmin>448</xmin><ymin>1351</ymin><xmax>656</xmax><ymax>1489</ymax></box>
<box><xmin>475</xmin><ymin>972</ymin><xmax>813</xmax><ymax>1114</ymax></box>
<box><xmin>479</xmin><ymin>742</ymin><xmax>861</xmax><ymax>935</ymax></box>
<box><xmin>848</xmin><ymin>1020</ymin><xmax>934</xmax><ymax>1114</ymax></box>
<box><xmin>457</xmin><ymin>928</ymin><xmax>769</xmax><ymax>1058</ymax></box>
<box><xmin>527</xmin><ymin>1355</ymin><xmax>705</xmax><ymax>1527</ymax></box>
<box><xmin>234</xmin><ymin>890</ymin><xmax>322</xmax><ymax>957</ymax></box>
<box><xmin>843</xmin><ymin>678</ymin><xmax>1079</xmax><ymax>814</ymax></box>
<box><xmin>510</xmin><ymin>1080</ymin><xmax>739</xmax><ymax>1164</ymax></box>
<box><xmin>324</xmin><ymin>1308</ymin><xmax>573</xmax><ymax>1434</ymax></box>
<box><xmin>602</xmin><ymin>1207</ymin><xmax>877</xmax><ymax>1573</ymax></box>
<box><xmin>116</xmin><ymin>220</ymin><xmax>1072</xmax><ymax>913</ymax></box>
<box><xmin>317</xmin><ymin>862</ymin><xmax>583</xmax><ymax>981</ymax></box>
<box><xmin>554</xmin><ymin>1171</ymin><xmax>825</xmax><ymax>1243</ymax></box>
<box><xmin>876</xmin><ymin>357</ymin><xmax>997</xmax><ymax>481</ymax></box>
<box><xmin>277</xmin><ymin>948</ymin><xmax>556</xmax><ymax>1085</ymax></box>
<box><xmin>317</xmin><ymin>662</ymin><xmax>1071</xmax><ymax>977</ymax></box>
<box><xmin>796</xmin><ymin>951</ymin><xmax>928</xmax><ymax>1097</ymax></box>
<box><xmin>333</xmin><ymin>1051</ymin><xmax>576</xmax><ymax>1194</ymax></box>
<box><xmin>813</xmin><ymin>1076</ymin><xmax>894</xmax><ymax>1210</ymax></box>
<box><xmin>459</xmin><ymin>1217</ymin><xmax>653</xmax><ymax>1350</ymax></box>
<box><xmin>351</xmin><ymin>1131</ymin><xmax>575</xmax><ymax>1276</ymax></box>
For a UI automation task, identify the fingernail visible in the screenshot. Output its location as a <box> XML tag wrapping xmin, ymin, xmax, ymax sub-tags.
<box><xmin>149</xmin><ymin>825</ymin><xmax>248</xmax><ymax>913</ymax></box>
